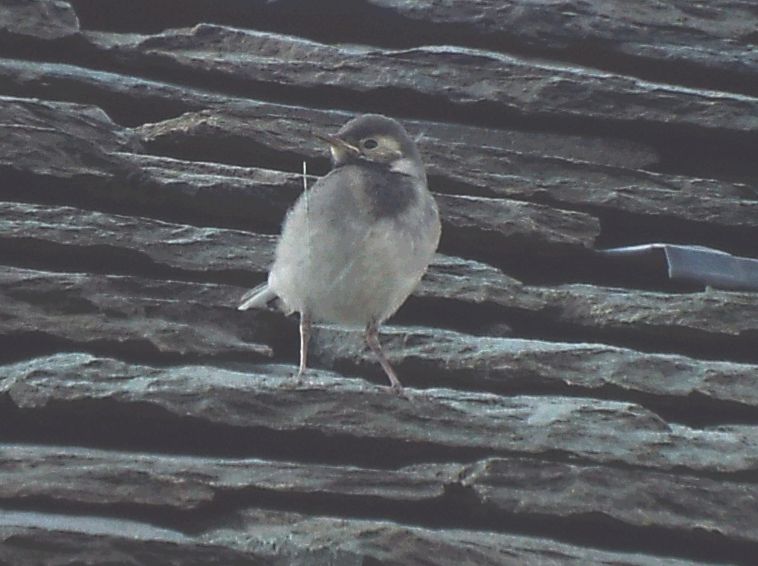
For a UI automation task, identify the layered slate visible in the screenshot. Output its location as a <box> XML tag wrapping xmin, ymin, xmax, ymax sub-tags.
<box><xmin>1</xmin><ymin>1</ymin><xmax>757</xmax><ymax>564</ymax></box>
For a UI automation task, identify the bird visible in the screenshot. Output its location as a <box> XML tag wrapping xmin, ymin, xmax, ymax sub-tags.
<box><xmin>238</xmin><ymin>114</ymin><xmax>441</xmax><ymax>393</ymax></box>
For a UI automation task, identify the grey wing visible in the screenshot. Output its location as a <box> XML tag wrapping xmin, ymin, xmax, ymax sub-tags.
<box><xmin>266</xmin><ymin>168</ymin><xmax>377</xmax><ymax>316</ymax></box>
<box><xmin>271</xmin><ymin>167</ymin><xmax>370</xmax><ymax>278</ymax></box>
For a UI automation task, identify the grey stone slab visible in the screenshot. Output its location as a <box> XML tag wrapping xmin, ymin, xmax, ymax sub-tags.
<box><xmin>3</xmin><ymin>353</ymin><xmax>758</xmax><ymax>475</ymax></box>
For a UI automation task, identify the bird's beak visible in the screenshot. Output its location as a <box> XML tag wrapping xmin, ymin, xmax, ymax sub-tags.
<box><xmin>315</xmin><ymin>132</ymin><xmax>360</xmax><ymax>162</ymax></box>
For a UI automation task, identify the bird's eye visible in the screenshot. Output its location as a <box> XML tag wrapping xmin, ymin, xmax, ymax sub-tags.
<box><xmin>362</xmin><ymin>138</ymin><xmax>378</xmax><ymax>149</ymax></box>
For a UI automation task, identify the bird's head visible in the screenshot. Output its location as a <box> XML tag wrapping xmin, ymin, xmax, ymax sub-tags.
<box><xmin>316</xmin><ymin>114</ymin><xmax>425</xmax><ymax>181</ymax></box>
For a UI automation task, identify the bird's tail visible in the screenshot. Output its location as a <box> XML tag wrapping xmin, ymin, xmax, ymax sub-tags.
<box><xmin>238</xmin><ymin>283</ymin><xmax>278</xmax><ymax>311</ymax></box>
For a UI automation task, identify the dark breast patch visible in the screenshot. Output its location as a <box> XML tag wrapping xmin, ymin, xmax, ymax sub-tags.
<box><xmin>359</xmin><ymin>162</ymin><xmax>419</xmax><ymax>219</ymax></box>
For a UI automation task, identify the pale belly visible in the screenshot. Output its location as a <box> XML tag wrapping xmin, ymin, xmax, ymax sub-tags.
<box><xmin>269</xmin><ymin>217</ymin><xmax>436</xmax><ymax>327</ymax></box>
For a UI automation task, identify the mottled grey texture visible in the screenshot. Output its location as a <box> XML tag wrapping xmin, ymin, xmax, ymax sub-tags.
<box><xmin>2</xmin><ymin>1</ymin><xmax>757</xmax><ymax>563</ymax></box>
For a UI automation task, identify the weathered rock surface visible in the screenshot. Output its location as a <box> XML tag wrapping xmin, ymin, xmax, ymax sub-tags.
<box><xmin>0</xmin><ymin>508</ymin><xmax>705</xmax><ymax>566</ymax></box>
<box><xmin>0</xmin><ymin>200</ymin><xmax>276</xmax><ymax>277</ymax></box>
<box><xmin>4</xmin><ymin>353</ymin><xmax>758</xmax><ymax>475</ymax></box>
<box><xmin>1</xmin><ymin>444</ymin><xmax>754</xmax><ymax>558</ymax></box>
<box><xmin>2</xmin><ymin>208</ymin><xmax>755</xmax><ymax>362</ymax></box>
<box><xmin>0</xmin><ymin>0</ymin><xmax>79</xmax><ymax>42</ymax></box>
<box><xmin>313</xmin><ymin>325</ymin><xmax>758</xmax><ymax>412</ymax></box>
<box><xmin>137</xmin><ymin>107</ymin><xmax>758</xmax><ymax>242</ymax></box>
<box><xmin>0</xmin><ymin>96</ymin><xmax>601</xmax><ymax>257</ymax></box>
<box><xmin>0</xmin><ymin>57</ymin><xmax>658</xmax><ymax>170</ymax></box>
<box><xmin>460</xmin><ymin>457</ymin><xmax>758</xmax><ymax>543</ymax></box>
<box><xmin>0</xmin><ymin>267</ymin><xmax>272</xmax><ymax>359</ymax></box>
<box><xmin>0</xmin><ymin>96</ymin><xmax>139</xmax><ymax>179</ymax></box>
<box><xmin>3</xmin><ymin>81</ymin><xmax>754</xmax><ymax>258</ymax></box>
<box><xmin>2</xmin><ymin>1</ymin><xmax>756</xmax><ymax>563</ymax></box>
<box><xmin>367</xmin><ymin>0</ymin><xmax>758</xmax><ymax>90</ymax></box>
<box><xmin>67</xmin><ymin>0</ymin><xmax>758</xmax><ymax>98</ymax></box>
<box><xmin>0</xmin><ymin>444</ymin><xmax>456</xmax><ymax>510</ymax></box>
<box><xmin>0</xmin><ymin>512</ymin><xmax>259</xmax><ymax>566</ymax></box>
<box><xmin>85</xmin><ymin>25</ymin><xmax>758</xmax><ymax>134</ymax></box>
<box><xmin>3</xmin><ymin>251</ymin><xmax>758</xmax><ymax>416</ymax></box>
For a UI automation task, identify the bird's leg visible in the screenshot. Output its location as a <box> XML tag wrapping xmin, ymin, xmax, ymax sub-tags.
<box><xmin>365</xmin><ymin>322</ymin><xmax>403</xmax><ymax>394</ymax></box>
<box><xmin>297</xmin><ymin>311</ymin><xmax>312</xmax><ymax>379</ymax></box>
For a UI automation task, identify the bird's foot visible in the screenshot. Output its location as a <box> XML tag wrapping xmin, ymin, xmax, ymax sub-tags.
<box><xmin>284</xmin><ymin>367</ymin><xmax>313</xmax><ymax>388</ymax></box>
<box><xmin>385</xmin><ymin>382</ymin><xmax>409</xmax><ymax>398</ymax></box>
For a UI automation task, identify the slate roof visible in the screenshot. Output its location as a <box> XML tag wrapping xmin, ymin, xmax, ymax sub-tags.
<box><xmin>1</xmin><ymin>1</ymin><xmax>757</xmax><ymax>564</ymax></box>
